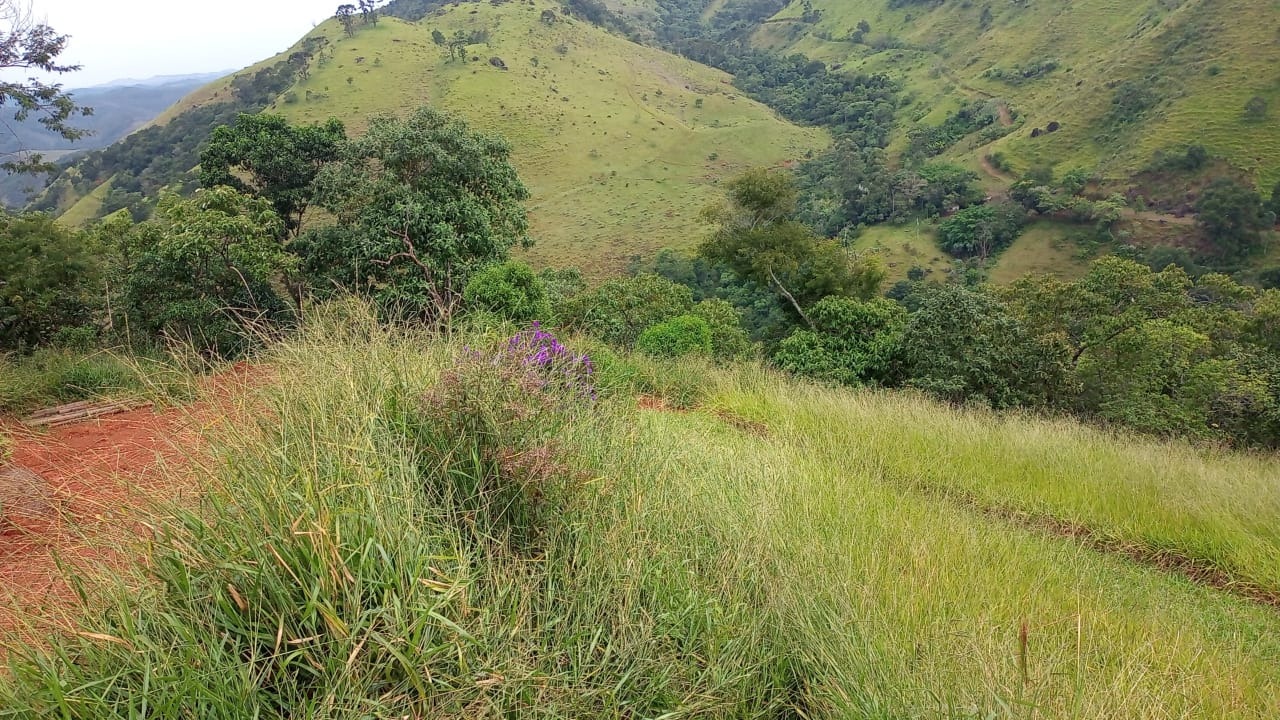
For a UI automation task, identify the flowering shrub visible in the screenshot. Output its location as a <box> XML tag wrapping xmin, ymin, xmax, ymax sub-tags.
<box><xmin>501</xmin><ymin>322</ymin><xmax>596</xmax><ymax>400</ymax></box>
<box><xmin>418</xmin><ymin>324</ymin><xmax>595</xmax><ymax>551</ymax></box>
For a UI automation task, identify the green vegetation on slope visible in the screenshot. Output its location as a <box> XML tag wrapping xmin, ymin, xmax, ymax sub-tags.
<box><xmin>4</xmin><ymin>312</ymin><xmax>1280</xmax><ymax>716</ymax></box>
<box><xmin>271</xmin><ymin>5</ymin><xmax>826</xmax><ymax>275</ymax></box>
<box><xmin>759</xmin><ymin>0</ymin><xmax>1280</xmax><ymax>187</ymax></box>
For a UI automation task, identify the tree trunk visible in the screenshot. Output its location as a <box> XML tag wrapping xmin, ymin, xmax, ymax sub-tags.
<box><xmin>769</xmin><ymin>268</ymin><xmax>815</xmax><ymax>330</ymax></box>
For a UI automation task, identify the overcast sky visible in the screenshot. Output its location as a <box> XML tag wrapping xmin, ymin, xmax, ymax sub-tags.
<box><xmin>11</xmin><ymin>0</ymin><xmax>336</xmax><ymax>87</ymax></box>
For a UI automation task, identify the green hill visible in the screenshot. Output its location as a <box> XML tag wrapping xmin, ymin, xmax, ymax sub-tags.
<box><xmin>754</xmin><ymin>0</ymin><xmax>1280</xmax><ymax>187</ymax></box>
<box><xmin>53</xmin><ymin>3</ymin><xmax>826</xmax><ymax>276</ymax></box>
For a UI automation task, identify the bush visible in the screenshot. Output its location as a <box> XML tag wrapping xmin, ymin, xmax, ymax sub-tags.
<box><xmin>937</xmin><ymin>202</ymin><xmax>1028</xmax><ymax>258</ymax></box>
<box><xmin>637</xmin><ymin>315</ymin><xmax>713</xmax><ymax>358</ymax></box>
<box><xmin>557</xmin><ymin>273</ymin><xmax>693</xmax><ymax>348</ymax></box>
<box><xmin>463</xmin><ymin>261</ymin><xmax>551</xmax><ymax>323</ymax></box>
<box><xmin>691</xmin><ymin>298</ymin><xmax>753</xmax><ymax>360</ymax></box>
<box><xmin>774</xmin><ymin>296</ymin><xmax>905</xmax><ymax>386</ymax></box>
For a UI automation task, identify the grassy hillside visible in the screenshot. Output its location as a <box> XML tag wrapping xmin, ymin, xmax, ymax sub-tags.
<box><xmin>758</xmin><ymin>0</ymin><xmax>1280</xmax><ymax>188</ymax></box>
<box><xmin>124</xmin><ymin>6</ymin><xmax>825</xmax><ymax>277</ymax></box>
<box><xmin>5</xmin><ymin>314</ymin><xmax>1280</xmax><ymax>715</ymax></box>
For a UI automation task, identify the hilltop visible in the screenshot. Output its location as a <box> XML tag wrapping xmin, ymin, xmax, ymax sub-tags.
<box><xmin>47</xmin><ymin>3</ymin><xmax>825</xmax><ymax>275</ymax></box>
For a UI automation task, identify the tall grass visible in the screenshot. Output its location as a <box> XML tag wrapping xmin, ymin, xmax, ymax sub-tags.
<box><xmin>711</xmin><ymin>373</ymin><xmax>1280</xmax><ymax>595</ymax></box>
<box><xmin>4</xmin><ymin>309</ymin><xmax>1280</xmax><ymax>717</ymax></box>
<box><xmin>0</xmin><ymin>348</ymin><xmax>188</xmax><ymax>414</ymax></box>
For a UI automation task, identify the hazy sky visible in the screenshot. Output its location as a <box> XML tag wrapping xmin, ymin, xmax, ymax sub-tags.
<box><xmin>12</xmin><ymin>0</ymin><xmax>336</xmax><ymax>87</ymax></box>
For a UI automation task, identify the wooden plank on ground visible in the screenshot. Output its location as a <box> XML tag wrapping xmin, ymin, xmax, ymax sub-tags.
<box><xmin>22</xmin><ymin>400</ymin><xmax>151</xmax><ymax>428</ymax></box>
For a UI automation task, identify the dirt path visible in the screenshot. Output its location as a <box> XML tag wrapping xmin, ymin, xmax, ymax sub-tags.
<box><xmin>0</xmin><ymin>366</ymin><xmax>264</xmax><ymax>641</ymax></box>
<box><xmin>0</xmin><ymin>406</ymin><xmax>207</xmax><ymax>639</ymax></box>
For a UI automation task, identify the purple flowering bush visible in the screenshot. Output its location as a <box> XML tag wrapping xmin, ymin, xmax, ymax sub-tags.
<box><xmin>417</xmin><ymin>323</ymin><xmax>596</xmax><ymax>551</ymax></box>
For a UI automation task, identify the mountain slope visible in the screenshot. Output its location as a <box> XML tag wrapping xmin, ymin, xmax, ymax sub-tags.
<box><xmin>755</xmin><ymin>0</ymin><xmax>1280</xmax><ymax>186</ymax></box>
<box><xmin>276</xmin><ymin>6</ymin><xmax>826</xmax><ymax>274</ymax></box>
<box><xmin>52</xmin><ymin>3</ymin><xmax>826</xmax><ymax>275</ymax></box>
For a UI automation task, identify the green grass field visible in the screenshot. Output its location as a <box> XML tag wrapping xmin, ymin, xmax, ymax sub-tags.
<box><xmin>273</xmin><ymin>6</ymin><xmax>826</xmax><ymax>276</ymax></box>
<box><xmin>5</xmin><ymin>310</ymin><xmax>1280</xmax><ymax>716</ymax></box>
<box><xmin>758</xmin><ymin>0</ymin><xmax>1280</xmax><ymax>189</ymax></box>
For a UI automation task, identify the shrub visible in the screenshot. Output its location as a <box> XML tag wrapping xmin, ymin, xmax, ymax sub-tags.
<box><xmin>419</xmin><ymin>323</ymin><xmax>594</xmax><ymax>549</ymax></box>
<box><xmin>937</xmin><ymin>202</ymin><xmax>1028</xmax><ymax>258</ymax></box>
<box><xmin>557</xmin><ymin>273</ymin><xmax>693</xmax><ymax>348</ymax></box>
<box><xmin>463</xmin><ymin>261</ymin><xmax>551</xmax><ymax>322</ymax></box>
<box><xmin>692</xmin><ymin>299</ymin><xmax>753</xmax><ymax>360</ymax></box>
<box><xmin>637</xmin><ymin>315</ymin><xmax>713</xmax><ymax>358</ymax></box>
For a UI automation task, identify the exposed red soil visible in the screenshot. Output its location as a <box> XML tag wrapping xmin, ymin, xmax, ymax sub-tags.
<box><xmin>0</xmin><ymin>363</ymin><xmax>268</xmax><ymax>642</ymax></box>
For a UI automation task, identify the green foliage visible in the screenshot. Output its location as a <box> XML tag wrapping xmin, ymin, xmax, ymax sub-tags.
<box><xmin>937</xmin><ymin>202</ymin><xmax>1028</xmax><ymax>258</ymax></box>
<box><xmin>462</xmin><ymin>261</ymin><xmax>551</xmax><ymax>323</ymax></box>
<box><xmin>906</xmin><ymin>100</ymin><xmax>999</xmax><ymax>159</ymax></box>
<box><xmin>691</xmin><ymin>298</ymin><xmax>753</xmax><ymax>360</ymax></box>
<box><xmin>637</xmin><ymin>315</ymin><xmax>714</xmax><ymax>358</ymax></box>
<box><xmin>774</xmin><ymin>296</ymin><xmax>906</xmax><ymax>386</ymax></box>
<box><xmin>1001</xmin><ymin>257</ymin><xmax>1280</xmax><ymax>444</ymax></box>
<box><xmin>199</xmin><ymin>113</ymin><xmax>347</xmax><ymax>234</ymax></box>
<box><xmin>700</xmin><ymin>169</ymin><xmax>885</xmax><ymax>324</ymax></box>
<box><xmin>558</xmin><ymin>273</ymin><xmax>694</xmax><ymax>348</ymax></box>
<box><xmin>899</xmin><ymin>283</ymin><xmax>1069</xmax><ymax>409</ymax></box>
<box><xmin>0</xmin><ymin>213</ymin><xmax>100</xmax><ymax>350</ymax></box>
<box><xmin>1196</xmin><ymin>177</ymin><xmax>1270</xmax><ymax>260</ymax></box>
<box><xmin>112</xmin><ymin>187</ymin><xmax>293</xmax><ymax>357</ymax></box>
<box><xmin>300</xmin><ymin>107</ymin><xmax>530</xmax><ymax>322</ymax></box>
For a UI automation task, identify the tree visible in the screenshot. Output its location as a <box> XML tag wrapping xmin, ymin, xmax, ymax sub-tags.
<box><xmin>300</xmin><ymin>107</ymin><xmax>530</xmax><ymax>322</ymax></box>
<box><xmin>1245</xmin><ymin>95</ymin><xmax>1268</xmax><ymax>121</ymax></box>
<box><xmin>199</xmin><ymin>114</ymin><xmax>346</xmax><ymax>237</ymax></box>
<box><xmin>898</xmin><ymin>284</ymin><xmax>1069</xmax><ymax>409</ymax></box>
<box><xmin>1196</xmin><ymin>178</ymin><xmax>1269</xmax><ymax>260</ymax></box>
<box><xmin>774</xmin><ymin>296</ymin><xmax>906</xmax><ymax>386</ymax></box>
<box><xmin>936</xmin><ymin>202</ymin><xmax>1027</xmax><ymax>259</ymax></box>
<box><xmin>557</xmin><ymin>274</ymin><xmax>693</xmax><ymax>347</ymax></box>
<box><xmin>112</xmin><ymin>187</ymin><xmax>294</xmax><ymax>357</ymax></box>
<box><xmin>358</xmin><ymin>0</ymin><xmax>379</xmax><ymax>25</ymax></box>
<box><xmin>699</xmin><ymin>168</ymin><xmax>884</xmax><ymax>328</ymax></box>
<box><xmin>431</xmin><ymin>29</ymin><xmax>446</xmax><ymax>45</ymax></box>
<box><xmin>0</xmin><ymin>1</ymin><xmax>92</xmax><ymax>172</ymax></box>
<box><xmin>0</xmin><ymin>212</ymin><xmax>100</xmax><ymax>349</ymax></box>
<box><xmin>336</xmin><ymin>4</ymin><xmax>357</xmax><ymax>36</ymax></box>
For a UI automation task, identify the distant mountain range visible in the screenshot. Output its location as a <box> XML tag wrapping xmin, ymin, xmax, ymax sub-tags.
<box><xmin>0</xmin><ymin>71</ymin><xmax>228</xmax><ymax>208</ymax></box>
<box><xmin>0</xmin><ymin>71</ymin><xmax>227</xmax><ymax>157</ymax></box>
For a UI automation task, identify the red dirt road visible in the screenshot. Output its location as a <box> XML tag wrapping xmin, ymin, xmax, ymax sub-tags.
<box><xmin>0</xmin><ymin>405</ymin><xmax>206</xmax><ymax>637</ymax></box>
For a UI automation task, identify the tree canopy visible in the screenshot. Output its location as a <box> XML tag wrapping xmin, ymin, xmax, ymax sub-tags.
<box><xmin>300</xmin><ymin>107</ymin><xmax>530</xmax><ymax>321</ymax></box>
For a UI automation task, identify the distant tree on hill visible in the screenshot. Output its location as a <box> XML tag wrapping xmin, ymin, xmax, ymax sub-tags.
<box><xmin>358</xmin><ymin>0</ymin><xmax>379</xmax><ymax>25</ymax></box>
<box><xmin>431</xmin><ymin>29</ymin><xmax>445</xmax><ymax>45</ymax></box>
<box><xmin>1196</xmin><ymin>178</ymin><xmax>1270</xmax><ymax>260</ymax></box>
<box><xmin>1245</xmin><ymin>95</ymin><xmax>1268</xmax><ymax>121</ymax></box>
<box><xmin>0</xmin><ymin>0</ymin><xmax>92</xmax><ymax>172</ymax></box>
<box><xmin>336</xmin><ymin>4</ymin><xmax>358</xmax><ymax>36</ymax></box>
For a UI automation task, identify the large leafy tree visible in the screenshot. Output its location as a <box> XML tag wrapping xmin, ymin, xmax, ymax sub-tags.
<box><xmin>112</xmin><ymin>186</ymin><xmax>293</xmax><ymax>356</ymax></box>
<box><xmin>0</xmin><ymin>212</ymin><xmax>99</xmax><ymax>349</ymax></box>
<box><xmin>699</xmin><ymin>168</ymin><xmax>884</xmax><ymax>328</ymax></box>
<box><xmin>300</xmin><ymin>107</ymin><xmax>530</xmax><ymax>322</ymax></box>
<box><xmin>199</xmin><ymin>113</ymin><xmax>346</xmax><ymax>236</ymax></box>
<box><xmin>0</xmin><ymin>0</ymin><xmax>92</xmax><ymax>172</ymax></box>
<box><xmin>898</xmin><ymin>283</ymin><xmax>1069</xmax><ymax>409</ymax></box>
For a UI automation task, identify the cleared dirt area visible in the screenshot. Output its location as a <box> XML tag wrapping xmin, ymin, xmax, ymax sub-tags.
<box><xmin>0</xmin><ymin>365</ymin><xmax>263</xmax><ymax>642</ymax></box>
<box><xmin>0</xmin><ymin>406</ymin><xmax>202</xmax><ymax>639</ymax></box>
